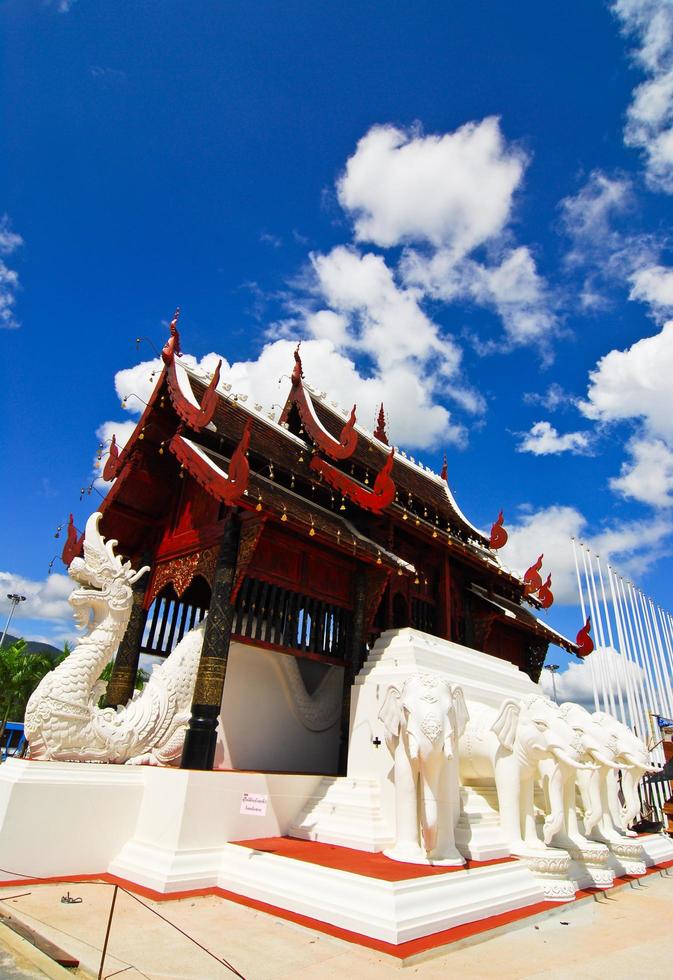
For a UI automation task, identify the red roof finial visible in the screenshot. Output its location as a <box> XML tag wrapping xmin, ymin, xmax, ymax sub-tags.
<box><xmin>523</xmin><ymin>554</ymin><xmax>544</xmax><ymax>595</ymax></box>
<box><xmin>576</xmin><ymin>616</ymin><xmax>594</xmax><ymax>657</ymax></box>
<box><xmin>291</xmin><ymin>342</ymin><xmax>304</xmax><ymax>387</ymax></box>
<box><xmin>440</xmin><ymin>453</ymin><xmax>448</xmax><ymax>481</ymax></box>
<box><xmin>162</xmin><ymin>307</ymin><xmax>182</xmax><ymax>364</ymax></box>
<box><xmin>373</xmin><ymin>403</ymin><xmax>388</xmax><ymax>444</ymax></box>
<box><xmin>61</xmin><ymin>515</ymin><xmax>84</xmax><ymax>567</ymax></box>
<box><xmin>489</xmin><ymin>510</ymin><xmax>508</xmax><ymax>550</ymax></box>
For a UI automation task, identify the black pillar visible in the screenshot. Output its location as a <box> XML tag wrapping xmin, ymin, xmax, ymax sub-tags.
<box><xmin>180</xmin><ymin>510</ymin><xmax>240</xmax><ymax>771</ymax></box>
<box><xmin>338</xmin><ymin>566</ymin><xmax>367</xmax><ymax>776</ymax></box>
<box><xmin>104</xmin><ymin>567</ymin><xmax>149</xmax><ymax>708</ymax></box>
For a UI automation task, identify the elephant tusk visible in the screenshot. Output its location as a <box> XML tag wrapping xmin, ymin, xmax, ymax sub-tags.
<box><xmin>621</xmin><ymin>753</ymin><xmax>658</xmax><ymax>773</ymax></box>
<box><xmin>591</xmin><ymin>752</ymin><xmax>625</xmax><ymax>771</ymax></box>
<box><xmin>553</xmin><ymin>748</ymin><xmax>598</xmax><ymax>770</ymax></box>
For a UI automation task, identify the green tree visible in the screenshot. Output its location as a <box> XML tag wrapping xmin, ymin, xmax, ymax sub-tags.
<box><xmin>0</xmin><ymin>639</ymin><xmax>54</xmax><ymax>744</ymax></box>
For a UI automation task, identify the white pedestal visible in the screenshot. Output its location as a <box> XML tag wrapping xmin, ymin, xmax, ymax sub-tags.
<box><xmin>109</xmin><ymin>768</ymin><xmax>324</xmax><ymax>892</ymax></box>
<box><xmin>216</xmin><ymin>842</ymin><xmax>546</xmax><ymax>944</ymax></box>
<box><xmin>638</xmin><ymin>832</ymin><xmax>673</xmax><ymax>867</ymax></box>
<box><xmin>289</xmin><ymin>776</ymin><xmax>394</xmax><ymax>851</ymax></box>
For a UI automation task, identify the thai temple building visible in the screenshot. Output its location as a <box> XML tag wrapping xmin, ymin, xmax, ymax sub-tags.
<box><xmin>95</xmin><ymin>310</ymin><xmax>574</xmax><ymax>775</ymax></box>
<box><xmin>1</xmin><ymin>310</ymin><xmax>671</xmax><ymax>957</ymax></box>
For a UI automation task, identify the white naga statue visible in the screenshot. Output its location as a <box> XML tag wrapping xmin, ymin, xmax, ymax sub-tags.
<box><xmin>25</xmin><ymin>512</ymin><xmax>205</xmax><ymax>765</ymax></box>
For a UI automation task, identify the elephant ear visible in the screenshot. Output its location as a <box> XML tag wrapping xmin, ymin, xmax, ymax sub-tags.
<box><xmin>378</xmin><ymin>686</ymin><xmax>403</xmax><ymax>754</ymax></box>
<box><xmin>491</xmin><ymin>699</ymin><xmax>521</xmax><ymax>751</ymax></box>
<box><xmin>451</xmin><ymin>686</ymin><xmax>470</xmax><ymax>739</ymax></box>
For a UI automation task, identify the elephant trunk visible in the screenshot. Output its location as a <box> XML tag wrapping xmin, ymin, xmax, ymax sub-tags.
<box><xmin>621</xmin><ymin>766</ymin><xmax>645</xmax><ymax>828</ymax></box>
<box><xmin>543</xmin><ymin>761</ymin><xmax>565</xmax><ymax>845</ymax></box>
<box><xmin>420</xmin><ymin>755</ymin><xmax>441</xmax><ymax>855</ymax></box>
<box><xmin>581</xmin><ymin>766</ymin><xmax>603</xmax><ymax>835</ymax></box>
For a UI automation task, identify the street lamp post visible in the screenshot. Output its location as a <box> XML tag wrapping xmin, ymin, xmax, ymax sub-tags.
<box><xmin>1</xmin><ymin>594</ymin><xmax>27</xmax><ymax>648</ymax></box>
<box><xmin>544</xmin><ymin>663</ymin><xmax>560</xmax><ymax>704</ymax></box>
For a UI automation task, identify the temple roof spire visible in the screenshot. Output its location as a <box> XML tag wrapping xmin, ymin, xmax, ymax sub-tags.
<box><xmin>373</xmin><ymin>403</ymin><xmax>388</xmax><ymax>445</ymax></box>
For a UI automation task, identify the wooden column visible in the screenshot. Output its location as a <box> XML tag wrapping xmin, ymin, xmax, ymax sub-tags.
<box><xmin>338</xmin><ymin>566</ymin><xmax>367</xmax><ymax>776</ymax></box>
<box><xmin>181</xmin><ymin>510</ymin><xmax>241</xmax><ymax>771</ymax></box>
<box><xmin>104</xmin><ymin>569</ymin><xmax>149</xmax><ymax>708</ymax></box>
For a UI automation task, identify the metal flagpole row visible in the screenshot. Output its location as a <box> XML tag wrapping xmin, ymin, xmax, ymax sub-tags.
<box><xmin>649</xmin><ymin>598</ymin><xmax>673</xmax><ymax>719</ymax></box>
<box><xmin>629</xmin><ymin>583</ymin><xmax>661</xmax><ymax>721</ymax></box>
<box><xmin>659</xmin><ymin>608</ymin><xmax>673</xmax><ymax>709</ymax></box>
<box><xmin>607</xmin><ymin>563</ymin><xmax>640</xmax><ymax>733</ymax></box>
<box><xmin>626</xmin><ymin>581</ymin><xmax>665</xmax><ymax>763</ymax></box>
<box><xmin>572</xmin><ymin>538</ymin><xmax>599</xmax><ymax>712</ymax></box>
<box><xmin>596</xmin><ymin>555</ymin><xmax>626</xmax><ymax>725</ymax></box>
<box><xmin>586</xmin><ymin>549</ymin><xmax>617</xmax><ymax>717</ymax></box>
<box><xmin>581</xmin><ymin>545</ymin><xmax>610</xmax><ymax>713</ymax></box>
<box><xmin>615</xmin><ymin>573</ymin><xmax>651</xmax><ymax>742</ymax></box>
<box><xmin>644</xmin><ymin>594</ymin><xmax>673</xmax><ymax>719</ymax></box>
<box><xmin>622</xmin><ymin>577</ymin><xmax>658</xmax><ymax>754</ymax></box>
<box><xmin>636</xmin><ymin>589</ymin><xmax>666</xmax><ymax>718</ymax></box>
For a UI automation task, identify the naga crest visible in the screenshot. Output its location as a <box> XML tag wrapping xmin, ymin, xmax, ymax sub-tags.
<box><xmin>68</xmin><ymin>512</ymin><xmax>149</xmax><ymax>626</ymax></box>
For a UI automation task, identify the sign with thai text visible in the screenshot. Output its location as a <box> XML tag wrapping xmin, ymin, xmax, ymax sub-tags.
<box><xmin>240</xmin><ymin>792</ymin><xmax>268</xmax><ymax>816</ymax></box>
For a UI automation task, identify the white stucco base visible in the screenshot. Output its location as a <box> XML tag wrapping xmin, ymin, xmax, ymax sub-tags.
<box><xmin>109</xmin><ymin>768</ymin><xmax>324</xmax><ymax>892</ymax></box>
<box><xmin>215</xmin><ymin>843</ymin><xmax>546</xmax><ymax>945</ymax></box>
<box><xmin>638</xmin><ymin>832</ymin><xmax>673</xmax><ymax>867</ymax></box>
<box><xmin>0</xmin><ymin>759</ymin><xmax>146</xmax><ymax>880</ymax></box>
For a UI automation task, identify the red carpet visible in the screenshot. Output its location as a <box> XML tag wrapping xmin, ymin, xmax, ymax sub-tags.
<box><xmin>233</xmin><ymin>835</ymin><xmax>515</xmax><ymax>880</ymax></box>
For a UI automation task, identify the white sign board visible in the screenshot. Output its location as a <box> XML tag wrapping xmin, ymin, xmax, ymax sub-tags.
<box><xmin>240</xmin><ymin>792</ymin><xmax>268</xmax><ymax>817</ymax></box>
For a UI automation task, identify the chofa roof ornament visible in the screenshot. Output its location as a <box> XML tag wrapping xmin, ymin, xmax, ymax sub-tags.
<box><xmin>373</xmin><ymin>403</ymin><xmax>388</xmax><ymax>445</ymax></box>
<box><xmin>489</xmin><ymin>510</ymin><xmax>508</xmax><ymax>550</ymax></box>
<box><xmin>161</xmin><ymin>307</ymin><xmax>182</xmax><ymax>365</ymax></box>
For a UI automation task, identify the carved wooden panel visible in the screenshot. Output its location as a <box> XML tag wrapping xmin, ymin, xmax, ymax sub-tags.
<box><xmin>305</xmin><ymin>551</ymin><xmax>352</xmax><ymax>605</ymax></box>
<box><xmin>249</xmin><ymin>533</ymin><xmax>303</xmax><ymax>588</ymax></box>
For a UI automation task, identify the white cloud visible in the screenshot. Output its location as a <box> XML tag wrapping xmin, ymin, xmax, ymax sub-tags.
<box><xmin>517</xmin><ymin>421</ymin><xmax>592</xmax><ymax>456</ymax></box>
<box><xmin>337</xmin><ymin>118</ymin><xmax>527</xmax><ymax>252</ymax></box>
<box><xmin>560</xmin><ymin>171</ymin><xmax>633</xmax><ymax>263</ymax></box>
<box><xmin>523</xmin><ymin>383</ymin><xmax>575</xmax><ymax>411</ymax></box>
<box><xmin>500</xmin><ymin>505</ymin><xmax>672</xmax><ymax>604</ymax></box>
<box><xmin>559</xmin><ymin>171</ymin><xmax>659</xmax><ymax>311</ymax></box>
<box><xmin>0</xmin><ymin>215</ymin><xmax>23</xmax><ymax>330</ymax></box>
<box><xmin>402</xmin><ymin>245</ymin><xmax>558</xmax><ymax>350</ymax></box>
<box><xmin>309</xmin><ymin>246</ymin><xmax>463</xmax><ymax>377</ymax></box>
<box><xmin>613</xmin><ymin>0</ymin><xmax>673</xmax><ymax>191</ymax></box>
<box><xmin>108</xmin><ymin>335</ymin><xmax>466</xmax><ymax>452</ymax></box>
<box><xmin>629</xmin><ymin>263</ymin><xmax>673</xmax><ymax>313</ymax></box>
<box><xmin>539</xmin><ymin>645</ymin><xmax>647</xmax><ymax>710</ymax></box>
<box><xmin>0</xmin><ymin>215</ymin><xmax>23</xmax><ymax>256</ymax></box>
<box><xmin>0</xmin><ymin>571</ymin><xmax>73</xmax><ymax>627</ymax></box>
<box><xmin>581</xmin><ymin>319</ymin><xmax>673</xmax><ymax>440</ymax></box>
<box><xmin>610</xmin><ymin>435</ymin><xmax>673</xmax><ymax>506</ymax></box>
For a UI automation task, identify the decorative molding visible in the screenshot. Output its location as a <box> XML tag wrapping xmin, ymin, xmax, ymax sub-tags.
<box><xmin>148</xmin><ymin>546</ymin><xmax>219</xmax><ymax>606</ymax></box>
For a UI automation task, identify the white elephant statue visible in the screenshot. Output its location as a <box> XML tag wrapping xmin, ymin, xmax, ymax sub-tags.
<box><xmin>592</xmin><ymin>711</ymin><xmax>659</xmax><ymax>832</ymax></box>
<box><xmin>556</xmin><ymin>702</ymin><xmax>634</xmax><ymax>844</ymax></box>
<box><xmin>459</xmin><ymin>694</ymin><xmax>590</xmax><ymax>855</ymax></box>
<box><xmin>535</xmin><ymin>701</ymin><xmax>618</xmax><ymax>850</ymax></box>
<box><xmin>378</xmin><ymin>673</ymin><xmax>469</xmax><ymax>865</ymax></box>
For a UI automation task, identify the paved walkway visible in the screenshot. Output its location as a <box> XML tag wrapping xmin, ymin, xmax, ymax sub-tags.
<box><xmin>0</xmin><ymin>870</ymin><xmax>671</xmax><ymax>979</ymax></box>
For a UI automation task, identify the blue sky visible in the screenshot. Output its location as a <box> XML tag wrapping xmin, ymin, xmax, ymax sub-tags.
<box><xmin>3</xmin><ymin>1</ymin><xmax>673</xmax><ymax>701</ymax></box>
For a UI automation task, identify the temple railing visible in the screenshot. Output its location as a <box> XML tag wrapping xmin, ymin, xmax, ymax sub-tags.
<box><xmin>232</xmin><ymin>575</ymin><xmax>351</xmax><ymax>664</ymax></box>
<box><xmin>140</xmin><ymin>594</ymin><xmax>207</xmax><ymax>657</ymax></box>
<box><xmin>139</xmin><ymin>575</ymin><xmax>352</xmax><ymax>665</ymax></box>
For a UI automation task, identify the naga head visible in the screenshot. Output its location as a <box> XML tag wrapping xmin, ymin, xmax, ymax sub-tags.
<box><xmin>68</xmin><ymin>512</ymin><xmax>149</xmax><ymax>631</ymax></box>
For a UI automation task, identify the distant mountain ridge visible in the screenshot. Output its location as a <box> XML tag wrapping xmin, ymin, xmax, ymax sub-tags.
<box><xmin>1</xmin><ymin>633</ymin><xmax>64</xmax><ymax>661</ymax></box>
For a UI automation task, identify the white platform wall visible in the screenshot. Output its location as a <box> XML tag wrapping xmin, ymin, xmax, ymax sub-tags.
<box><xmin>215</xmin><ymin>642</ymin><xmax>342</xmax><ymax>773</ymax></box>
